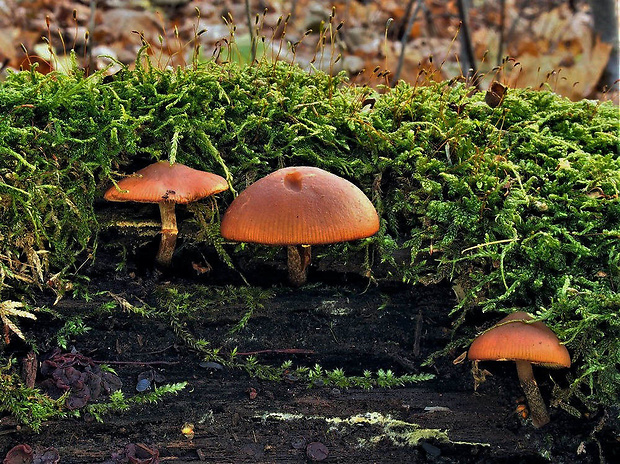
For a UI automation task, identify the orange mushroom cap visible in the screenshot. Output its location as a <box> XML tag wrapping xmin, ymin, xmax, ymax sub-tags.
<box><xmin>468</xmin><ymin>312</ymin><xmax>571</xmax><ymax>368</ymax></box>
<box><xmin>104</xmin><ymin>161</ymin><xmax>228</xmax><ymax>204</ymax></box>
<box><xmin>220</xmin><ymin>166</ymin><xmax>380</xmax><ymax>246</ymax></box>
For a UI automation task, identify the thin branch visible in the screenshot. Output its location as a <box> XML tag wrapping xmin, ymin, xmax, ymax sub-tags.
<box><xmin>87</xmin><ymin>0</ymin><xmax>96</xmax><ymax>73</ymax></box>
<box><xmin>456</xmin><ymin>0</ymin><xmax>478</xmax><ymax>86</ymax></box>
<box><xmin>289</xmin><ymin>0</ymin><xmax>300</xmax><ymax>24</ymax></box>
<box><xmin>244</xmin><ymin>0</ymin><xmax>256</xmax><ymax>64</ymax></box>
<box><xmin>496</xmin><ymin>0</ymin><xmax>506</xmax><ymax>66</ymax></box>
<box><xmin>236</xmin><ymin>349</ymin><xmax>316</xmax><ymax>356</ymax></box>
<box><xmin>412</xmin><ymin>310</ymin><xmax>423</xmax><ymax>357</ymax></box>
<box><xmin>391</xmin><ymin>0</ymin><xmax>423</xmax><ymax>85</ymax></box>
<box><xmin>93</xmin><ymin>360</ymin><xmax>180</xmax><ymax>366</ymax></box>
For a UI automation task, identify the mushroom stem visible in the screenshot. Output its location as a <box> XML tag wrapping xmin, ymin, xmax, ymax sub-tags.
<box><xmin>515</xmin><ymin>360</ymin><xmax>550</xmax><ymax>428</ymax></box>
<box><xmin>287</xmin><ymin>245</ymin><xmax>312</xmax><ymax>286</ymax></box>
<box><xmin>156</xmin><ymin>202</ymin><xmax>178</xmax><ymax>267</ymax></box>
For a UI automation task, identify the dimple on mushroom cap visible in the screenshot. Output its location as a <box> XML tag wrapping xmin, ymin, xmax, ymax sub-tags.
<box><xmin>220</xmin><ymin>166</ymin><xmax>380</xmax><ymax>246</ymax></box>
<box><xmin>104</xmin><ymin>161</ymin><xmax>229</xmax><ymax>204</ymax></box>
<box><xmin>468</xmin><ymin>311</ymin><xmax>571</xmax><ymax>368</ymax></box>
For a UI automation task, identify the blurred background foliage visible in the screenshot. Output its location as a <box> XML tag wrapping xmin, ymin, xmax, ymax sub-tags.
<box><xmin>0</xmin><ymin>0</ymin><xmax>618</xmax><ymax>101</ymax></box>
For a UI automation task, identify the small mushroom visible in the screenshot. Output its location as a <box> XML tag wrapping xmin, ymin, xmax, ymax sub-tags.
<box><xmin>105</xmin><ymin>161</ymin><xmax>228</xmax><ymax>267</ymax></box>
<box><xmin>468</xmin><ymin>311</ymin><xmax>571</xmax><ymax>428</ymax></box>
<box><xmin>220</xmin><ymin>166</ymin><xmax>379</xmax><ymax>286</ymax></box>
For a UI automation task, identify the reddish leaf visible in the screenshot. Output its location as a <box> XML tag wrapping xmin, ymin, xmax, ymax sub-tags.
<box><xmin>3</xmin><ymin>444</ymin><xmax>33</xmax><ymax>464</ymax></box>
<box><xmin>32</xmin><ymin>448</ymin><xmax>59</xmax><ymax>464</ymax></box>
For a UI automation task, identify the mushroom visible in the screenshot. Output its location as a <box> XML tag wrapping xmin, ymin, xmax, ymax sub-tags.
<box><xmin>468</xmin><ymin>311</ymin><xmax>571</xmax><ymax>428</ymax></box>
<box><xmin>220</xmin><ymin>166</ymin><xmax>379</xmax><ymax>286</ymax></box>
<box><xmin>105</xmin><ymin>161</ymin><xmax>228</xmax><ymax>267</ymax></box>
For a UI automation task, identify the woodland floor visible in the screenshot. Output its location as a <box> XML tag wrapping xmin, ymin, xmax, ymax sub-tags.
<box><xmin>0</xmin><ymin>214</ymin><xmax>618</xmax><ymax>463</ymax></box>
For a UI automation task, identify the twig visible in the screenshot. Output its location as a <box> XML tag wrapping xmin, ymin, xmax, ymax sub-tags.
<box><xmin>139</xmin><ymin>344</ymin><xmax>176</xmax><ymax>356</ymax></box>
<box><xmin>421</xmin><ymin>0</ymin><xmax>436</xmax><ymax>37</ymax></box>
<box><xmin>235</xmin><ymin>349</ymin><xmax>315</xmax><ymax>356</ymax></box>
<box><xmin>391</xmin><ymin>0</ymin><xmax>423</xmax><ymax>86</ymax></box>
<box><xmin>244</xmin><ymin>0</ymin><xmax>256</xmax><ymax>64</ymax></box>
<box><xmin>456</xmin><ymin>0</ymin><xmax>478</xmax><ymax>86</ymax></box>
<box><xmin>87</xmin><ymin>0</ymin><xmax>96</xmax><ymax>73</ymax></box>
<box><xmin>289</xmin><ymin>0</ymin><xmax>300</xmax><ymax>24</ymax></box>
<box><xmin>496</xmin><ymin>0</ymin><xmax>506</xmax><ymax>66</ymax></box>
<box><xmin>0</xmin><ymin>428</ymin><xmax>20</xmax><ymax>436</ymax></box>
<box><xmin>412</xmin><ymin>310</ymin><xmax>423</xmax><ymax>357</ymax></box>
<box><xmin>93</xmin><ymin>360</ymin><xmax>180</xmax><ymax>366</ymax></box>
<box><xmin>385</xmin><ymin>349</ymin><xmax>418</xmax><ymax>372</ymax></box>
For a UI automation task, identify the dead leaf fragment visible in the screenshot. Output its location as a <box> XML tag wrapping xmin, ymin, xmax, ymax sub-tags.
<box><xmin>471</xmin><ymin>361</ymin><xmax>493</xmax><ymax>391</ymax></box>
<box><xmin>452</xmin><ymin>351</ymin><xmax>468</xmax><ymax>365</ymax></box>
<box><xmin>485</xmin><ymin>81</ymin><xmax>507</xmax><ymax>108</ymax></box>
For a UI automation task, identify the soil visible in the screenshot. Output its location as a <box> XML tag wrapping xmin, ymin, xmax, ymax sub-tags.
<box><xmin>1</xmin><ymin>214</ymin><xmax>618</xmax><ymax>464</ymax></box>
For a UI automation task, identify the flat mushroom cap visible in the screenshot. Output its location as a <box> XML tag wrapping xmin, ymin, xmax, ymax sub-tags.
<box><xmin>104</xmin><ymin>161</ymin><xmax>229</xmax><ymax>204</ymax></box>
<box><xmin>468</xmin><ymin>311</ymin><xmax>571</xmax><ymax>368</ymax></box>
<box><xmin>220</xmin><ymin>166</ymin><xmax>380</xmax><ymax>246</ymax></box>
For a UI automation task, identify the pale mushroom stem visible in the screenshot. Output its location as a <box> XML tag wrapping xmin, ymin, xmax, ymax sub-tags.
<box><xmin>287</xmin><ymin>245</ymin><xmax>312</xmax><ymax>286</ymax></box>
<box><xmin>515</xmin><ymin>360</ymin><xmax>550</xmax><ymax>428</ymax></box>
<box><xmin>156</xmin><ymin>201</ymin><xmax>178</xmax><ymax>267</ymax></box>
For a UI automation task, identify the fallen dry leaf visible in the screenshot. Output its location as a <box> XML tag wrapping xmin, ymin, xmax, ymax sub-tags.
<box><xmin>507</xmin><ymin>37</ymin><xmax>612</xmax><ymax>100</ymax></box>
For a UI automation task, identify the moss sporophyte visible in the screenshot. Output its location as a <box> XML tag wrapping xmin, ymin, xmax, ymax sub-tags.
<box><xmin>0</xmin><ymin>56</ymin><xmax>618</xmax><ymax>419</ymax></box>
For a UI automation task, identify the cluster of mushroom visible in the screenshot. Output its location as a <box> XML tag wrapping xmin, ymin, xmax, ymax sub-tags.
<box><xmin>105</xmin><ymin>163</ymin><xmax>379</xmax><ymax>284</ymax></box>
<box><xmin>106</xmin><ymin>163</ymin><xmax>572</xmax><ymax>429</ymax></box>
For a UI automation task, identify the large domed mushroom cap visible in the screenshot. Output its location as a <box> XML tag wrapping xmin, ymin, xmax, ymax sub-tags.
<box><xmin>468</xmin><ymin>312</ymin><xmax>571</xmax><ymax>368</ymax></box>
<box><xmin>221</xmin><ymin>166</ymin><xmax>379</xmax><ymax>246</ymax></box>
<box><xmin>104</xmin><ymin>161</ymin><xmax>228</xmax><ymax>204</ymax></box>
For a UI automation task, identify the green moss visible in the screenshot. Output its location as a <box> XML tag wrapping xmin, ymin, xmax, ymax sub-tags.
<box><xmin>0</xmin><ymin>356</ymin><xmax>186</xmax><ymax>431</ymax></box>
<box><xmin>0</xmin><ymin>57</ymin><xmax>618</xmax><ymax>413</ymax></box>
<box><xmin>0</xmin><ymin>358</ymin><xmax>69</xmax><ymax>432</ymax></box>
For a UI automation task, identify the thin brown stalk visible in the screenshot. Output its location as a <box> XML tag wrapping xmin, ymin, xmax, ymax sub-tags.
<box><xmin>392</xmin><ymin>0</ymin><xmax>423</xmax><ymax>86</ymax></box>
